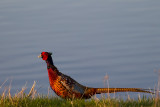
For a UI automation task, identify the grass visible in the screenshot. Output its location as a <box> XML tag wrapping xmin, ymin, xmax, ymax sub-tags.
<box><xmin>0</xmin><ymin>70</ymin><xmax>160</xmax><ymax>107</ymax></box>
<box><xmin>0</xmin><ymin>81</ymin><xmax>159</xmax><ymax>107</ymax></box>
<box><xmin>0</xmin><ymin>94</ymin><xmax>159</xmax><ymax>107</ymax></box>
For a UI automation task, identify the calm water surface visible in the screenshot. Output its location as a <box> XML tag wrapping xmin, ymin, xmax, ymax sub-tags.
<box><xmin>0</xmin><ymin>0</ymin><xmax>160</xmax><ymax>97</ymax></box>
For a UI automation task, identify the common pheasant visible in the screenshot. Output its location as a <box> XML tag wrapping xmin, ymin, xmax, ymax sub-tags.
<box><xmin>38</xmin><ymin>52</ymin><xmax>152</xmax><ymax>99</ymax></box>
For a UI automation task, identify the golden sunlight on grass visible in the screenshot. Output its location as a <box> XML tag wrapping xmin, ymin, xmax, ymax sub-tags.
<box><xmin>0</xmin><ymin>70</ymin><xmax>160</xmax><ymax>107</ymax></box>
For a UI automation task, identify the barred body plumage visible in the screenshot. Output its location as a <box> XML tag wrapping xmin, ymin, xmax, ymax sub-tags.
<box><xmin>38</xmin><ymin>52</ymin><xmax>152</xmax><ymax>99</ymax></box>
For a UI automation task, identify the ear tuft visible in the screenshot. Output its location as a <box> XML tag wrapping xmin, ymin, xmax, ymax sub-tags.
<box><xmin>48</xmin><ymin>52</ymin><xmax>52</xmax><ymax>55</ymax></box>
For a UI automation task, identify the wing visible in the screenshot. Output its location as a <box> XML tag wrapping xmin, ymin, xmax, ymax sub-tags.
<box><xmin>59</xmin><ymin>73</ymin><xmax>87</xmax><ymax>94</ymax></box>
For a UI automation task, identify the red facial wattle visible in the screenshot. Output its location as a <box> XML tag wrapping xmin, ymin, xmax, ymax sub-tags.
<box><xmin>41</xmin><ymin>52</ymin><xmax>48</xmax><ymax>60</ymax></box>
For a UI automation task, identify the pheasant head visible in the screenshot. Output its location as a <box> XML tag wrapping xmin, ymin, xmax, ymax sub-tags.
<box><xmin>38</xmin><ymin>52</ymin><xmax>53</xmax><ymax>65</ymax></box>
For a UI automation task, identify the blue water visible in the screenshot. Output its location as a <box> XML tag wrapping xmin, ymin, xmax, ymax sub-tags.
<box><xmin>0</xmin><ymin>0</ymin><xmax>160</xmax><ymax>98</ymax></box>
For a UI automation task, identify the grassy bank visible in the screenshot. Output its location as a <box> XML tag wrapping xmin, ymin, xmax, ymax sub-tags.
<box><xmin>0</xmin><ymin>95</ymin><xmax>160</xmax><ymax>107</ymax></box>
<box><xmin>0</xmin><ymin>81</ymin><xmax>159</xmax><ymax>107</ymax></box>
<box><xmin>1</xmin><ymin>70</ymin><xmax>160</xmax><ymax>107</ymax></box>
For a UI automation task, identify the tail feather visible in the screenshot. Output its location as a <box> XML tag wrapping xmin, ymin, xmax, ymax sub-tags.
<box><xmin>95</xmin><ymin>88</ymin><xmax>153</xmax><ymax>94</ymax></box>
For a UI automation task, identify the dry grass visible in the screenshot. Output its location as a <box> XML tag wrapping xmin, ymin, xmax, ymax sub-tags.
<box><xmin>0</xmin><ymin>71</ymin><xmax>160</xmax><ymax>107</ymax></box>
<box><xmin>154</xmin><ymin>70</ymin><xmax>160</xmax><ymax>107</ymax></box>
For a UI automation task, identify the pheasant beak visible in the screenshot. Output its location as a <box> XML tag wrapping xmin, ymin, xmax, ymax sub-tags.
<box><xmin>38</xmin><ymin>54</ymin><xmax>42</xmax><ymax>58</ymax></box>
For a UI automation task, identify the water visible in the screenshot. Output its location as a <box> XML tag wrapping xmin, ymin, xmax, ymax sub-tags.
<box><xmin>0</xmin><ymin>0</ymin><xmax>160</xmax><ymax>97</ymax></box>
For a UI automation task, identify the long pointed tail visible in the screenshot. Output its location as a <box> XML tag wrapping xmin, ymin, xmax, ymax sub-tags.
<box><xmin>95</xmin><ymin>88</ymin><xmax>153</xmax><ymax>94</ymax></box>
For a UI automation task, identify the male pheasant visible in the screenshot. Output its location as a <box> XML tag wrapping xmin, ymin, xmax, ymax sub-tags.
<box><xmin>38</xmin><ymin>52</ymin><xmax>152</xmax><ymax>99</ymax></box>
